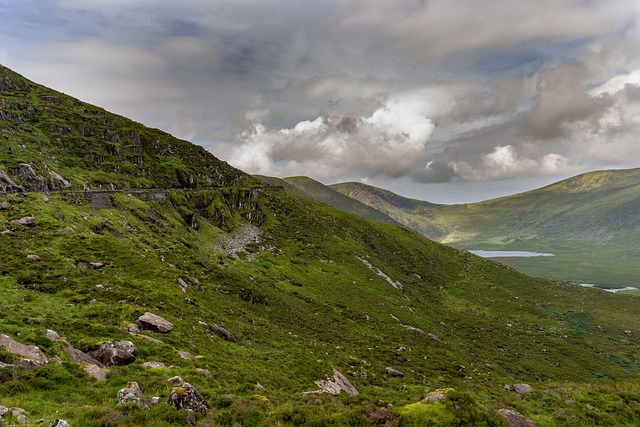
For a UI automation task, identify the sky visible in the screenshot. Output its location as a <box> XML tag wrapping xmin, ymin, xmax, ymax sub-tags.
<box><xmin>1</xmin><ymin>0</ymin><xmax>640</xmax><ymax>203</ymax></box>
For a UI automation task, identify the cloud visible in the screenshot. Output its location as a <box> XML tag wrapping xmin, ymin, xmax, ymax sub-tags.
<box><xmin>224</xmin><ymin>97</ymin><xmax>435</xmax><ymax>179</ymax></box>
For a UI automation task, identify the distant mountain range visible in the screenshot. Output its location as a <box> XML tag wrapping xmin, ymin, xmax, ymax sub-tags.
<box><xmin>265</xmin><ymin>170</ymin><xmax>640</xmax><ymax>287</ymax></box>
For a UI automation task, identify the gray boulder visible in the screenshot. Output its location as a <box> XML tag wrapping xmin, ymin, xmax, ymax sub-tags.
<box><xmin>167</xmin><ymin>378</ymin><xmax>211</xmax><ymax>415</ymax></box>
<box><xmin>0</xmin><ymin>333</ymin><xmax>48</xmax><ymax>366</ymax></box>
<box><xmin>117</xmin><ymin>382</ymin><xmax>147</xmax><ymax>409</ymax></box>
<box><xmin>513</xmin><ymin>383</ymin><xmax>533</xmax><ymax>394</ymax></box>
<box><xmin>0</xmin><ymin>201</ymin><xmax>10</xmax><ymax>210</ymax></box>
<box><xmin>211</xmin><ymin>324</ymin><xmax>236</xmax><ymax>343</ymax></box>
<box><xmin>137</xmin><ymin>312</ymin><xmax>173</xmax><ymax>333</ymax></box>
<box><xmin>90</xmin><ymin>341</ymin><xmax>136</xmax><ymax>366</ymax></box>
<box><xmin>10</xmin><ymin>215</ymin><xmax>36</xmax><ymax>227</ymax></box>
<box><xmin>314</xmin><ymin>368</ymin><xmax>359</xmax><ymax>396</ymax></box>
<box><xmin>64</xmin><ymin>347</ymin><xmax>104</xmax><ymax>367</ymax></box>
<box><xmin>48</xmin><ymin>420</ymin><xmax>71</xmax><ymax>427</ymax></box>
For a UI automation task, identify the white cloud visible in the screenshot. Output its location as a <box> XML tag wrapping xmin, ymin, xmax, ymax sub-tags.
<box><xmin>225</xmin><ymin>97</ymin><xmax>435</xmax><ymax>179</ymax></box>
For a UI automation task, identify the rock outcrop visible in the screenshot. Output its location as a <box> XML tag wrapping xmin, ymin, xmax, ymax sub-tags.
<box><xmin>0</xmin><ymin>169</ymin><xmax>23</xmax><ymax>193</ymax></box>
<box><xmin>313</xmin><ymin>368</ymin><xmax>359</xmax><ymax>396</ymax></box>
<box><xmin>0</xmin><ymin>333</ymin><xmax>48</xmax><ymax>366</ymax></box>
<box><xmin>48</xmin><ymin>420</ymin><xmax>71</xmax><ymax>427</ymax></box>
<box><xmin>137</xmin><ymin>312</ymin><xmax>173</xmax><ymax>333</ymax></box>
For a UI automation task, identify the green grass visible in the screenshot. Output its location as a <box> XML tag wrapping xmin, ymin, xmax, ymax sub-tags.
<box><xmin>2</xmin><ymin>63</ymin><xmax>640</xmax><ymax>425</ymax></box>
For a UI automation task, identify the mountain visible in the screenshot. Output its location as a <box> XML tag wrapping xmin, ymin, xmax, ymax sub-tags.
<box><xmin>332</xmin><ymin>171</ymin><xmax>640</xmax><ymax>287</ymax></box>
<box><xmin>2</xmin><ymin>65</ymin><xmax>640</xmax><ymax>426</ymax></box>
<box><xmin>256</xmin><ymin>175</ymin><xmax>401</xmax><ymax>227</ymax></box>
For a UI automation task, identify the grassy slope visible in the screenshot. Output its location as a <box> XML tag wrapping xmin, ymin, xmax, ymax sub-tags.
<box><xmin>332</xmin><ymin>173</ymin><xmax>640</xmax><ymax>287</ymax></box>
<box><xmin>255</xmin><ymin>175</ymin><xmax>402</xmax><ymax>227</ymax></box>
<box><xmin>1</xmin><ymin>65</ymin><xmax>640</xmax><ymax>425</ymax></box>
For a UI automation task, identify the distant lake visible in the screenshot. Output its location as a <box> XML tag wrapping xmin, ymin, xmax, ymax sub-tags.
<box><xmin>579</xmin><ymin>283</ymin><xmax>639</xmax><ymax>293</ymax></box>
<box><xmin>470</xmin><ymin>250</ymin><xmax>555</xmax><ymax>258</ymax></box>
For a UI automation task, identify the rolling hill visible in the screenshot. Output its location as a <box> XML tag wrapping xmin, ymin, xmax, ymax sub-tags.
<box><xmin>331</xmin><ymin>172</ymin><xmax>640</xmax><ymax>287</ymax></box>
<box><xmin>2</xmin><ymin>64</ymin><xmax>640</xmax><ymax>426</ymax></box>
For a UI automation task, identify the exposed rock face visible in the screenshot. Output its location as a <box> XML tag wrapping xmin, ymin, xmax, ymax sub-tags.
<box><xmin>137</xmin><ymin>312</ymin><xmax>173</xmax><ymax>333</ymax></box>
<box><xmin>49</xmin><ymin>171</ymin><xmax>71</xmax><ymax>190</ymax></box>
<box><xmin>385</xmin><ymin>367</ymin><xmax>404</xmax><ymax>377</ymax></box>
<box><xmin>513</xmin><ymin>383</ymin><xmax>533</xmax><ymax>394</ymax></box>
<box><xmin>117</xmin><ymin>382</ymin><xmax>147</xmax><ymax>408</ymax></box>
<box><xmin>167</xmin><ymin>378</ymin><xmax>211</xmax><ymax>415</ymax></box>
<box><xmin>498</xmin><ymin>409</ymin><xmax>539</xmax><ymax>427</ymax></box>
<box><xmin>10</xmin><ymin>215</ymin><xmax>36</xmax><ymax>227</ymax></box>
<box><xmin>19</xmin><ymin>163</ymin><xmax>48</xmax><ymax>192</ymax></box>
<box><xmin>90</xmin><ymin>341</ymin><xmax>136</xmax><ymax>366</ymax></box>
<box><xmin>0</xmin><ymin>169</ymin><xmax>24</xmax><ymax>193</ymax></box>
<box><xmin>0</xmin><ymin>334</ymin><xmax>48</xmax><ymax>366</ymax></box>
<box><xmin>65</xmin><ymin>347</ymin><xmax>104</xmax><ymax>367</ymax></box>
<box><xmin>314</xmin><ymin>369</ymin><xmax>359</xmax><ymax>396</ymax></box>
<box><xmin>211</xmin><ymin>324</ymin><xmax>236</xmax><ymax>343</ymax></box>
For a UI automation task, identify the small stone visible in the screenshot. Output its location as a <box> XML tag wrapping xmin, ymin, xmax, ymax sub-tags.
<box><xmin>42</xmin><ymin>196</ymin><xmax>49</xmax><ymax>203</ymax></box>
<box><xmin>48</xmin><ymin>420</ymin><xmax>71</xmax><ymax>427</ymax></box>
<box><xmin>385</xmin><ymin>366</ymin><xmax>404</xmax><ymax>377</ymax></box>
<box><xmin>1</xmin><ymin>230</ymin><xmax>15</xmax><ymax>237</ymax></box>
<box><xmin>61</xmin><ymin>227</ymin><xmax>75</xmax><ymax>234</ymax></box>
<box><xmin>514</xmin><ymin>383</ymin><xmax>533</xmax><ymax>394</ymax></box>
<box><xmin>168</xmin><ymin>375</ymin><xmax>184</xmax><ymax>385</ymax></box>
<box><xmin>27</xmin><ymin>254</ymin><xmax>40</xmax><ymax>261</ymax></box>
<box><xmin>89</xmin><ymin>262</ymin><xmax>104</xmax><ymax>270</ymax></box>
<box><xmin>178</xmin><ymin>350</ymin><xmax>196</xmax><ymax>360</ymax></box>
<box><xmin>96</xmin><ymin>284</ymin><xmax>104</xmax><ymax>289</ymax></box>
<box><xmin>150</xmin><ymin>397</ymin><xmax>160</xmax><ymax>405</ymax></box>
<box><xmin>255</xmin><ymin>382</ymin><xmax>264</xmax><ymax>389</ymax></box>
<box><xmin>45</xmin><ymin>329</ymin><xmax>65</xmax><ymax>342</ymax></box>
<box><xmin>127</xmin><ymin>323</ymin><xmax>140</xmax><ymax>335</ymax></box>
<box><xmin>498</xmin><ymin>409</ymin><xmax>538</xmax><ymax>426</ymax></box>
<box><xmin>196</xmin><ymin>368</ymin><xmax>214</xmax><ymax>377</ymax></box>
<box><xmin>141</xmin><ymin>361</ymin><xmax>168</xmax><ymax>369</ymax></box>
<box><xmin>0</xmin><ymin>201</ymin><xmax>10</xmax><ymax>210</ymax></box>
<box><xmin>89</xmin><ymin>299</ymin><xmax>97</xmax><ymax>304</ymax></box>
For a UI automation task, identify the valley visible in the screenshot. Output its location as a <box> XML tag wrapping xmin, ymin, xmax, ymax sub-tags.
<box><xmin>1</xmin><ymin>65</ymin><xmax>640</xmax><ymax>426</ymax></box>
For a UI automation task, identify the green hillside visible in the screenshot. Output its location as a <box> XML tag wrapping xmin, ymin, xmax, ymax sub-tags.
<box><xmin>332</xmin><ymin>172</ymin><xmax>640</xmax><ymax>287</ymax></box>
<box><xmin>2</xmin><ymin>65</ymin><xmax>640</xmax><ymax>426</ymax></box>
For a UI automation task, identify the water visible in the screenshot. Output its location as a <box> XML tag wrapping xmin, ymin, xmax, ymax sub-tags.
<box><xmin>579</xmin><ymin>283</ymin><xmax>638</xmax><ymax>293</ymax></box>
<box><xmin>470</xmin><ymin>250</ymin><xmax>555</xmax><ymax>258</ymax></box>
